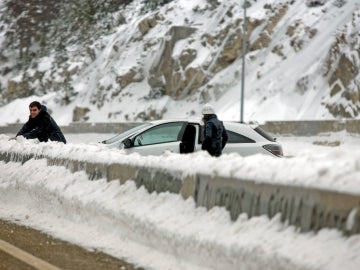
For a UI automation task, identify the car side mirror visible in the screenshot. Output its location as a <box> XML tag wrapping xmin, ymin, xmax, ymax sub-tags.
<box><xmin>122</xmin><ymin>138</ymin><xmax>133</xmax><ymax>148</ymax></box>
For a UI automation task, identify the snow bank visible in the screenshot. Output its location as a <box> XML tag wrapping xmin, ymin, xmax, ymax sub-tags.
<box><xmin>1</xmin><ymin>134</ymin><xmax>360</xmax><ymax>194</ymax></box>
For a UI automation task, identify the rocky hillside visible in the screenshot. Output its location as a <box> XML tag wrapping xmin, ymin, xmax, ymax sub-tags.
<box><xmin>0</xmin><ymin>0</ymin><xmax>358</xmax><ymax>124</ymax></box>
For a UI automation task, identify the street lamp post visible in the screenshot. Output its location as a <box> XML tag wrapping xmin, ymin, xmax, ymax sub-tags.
<box><xmin>240</xmin><ymin>1</ymin><xmax>247</xmax><ymax>123</ymax></box>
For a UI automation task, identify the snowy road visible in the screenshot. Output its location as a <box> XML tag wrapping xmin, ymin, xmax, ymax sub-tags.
<box><xmin>0</xmin><ymin>220</ymin><xmax>141</xmax><ymax>270</ymax></box>
<box><xmin>0</xmin><ymin>132</ymin><xmax>360</xmax><ymax>270</ymax></box>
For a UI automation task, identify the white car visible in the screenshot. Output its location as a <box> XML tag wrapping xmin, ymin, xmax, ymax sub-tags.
<box><xmin>101</xmin><ymin>119</ymin><xmax>283</xmax><ymax>157</ymax></box>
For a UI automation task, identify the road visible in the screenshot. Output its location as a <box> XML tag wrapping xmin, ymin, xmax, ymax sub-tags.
<box><xmin>0</xmin><ymin>219</ymin><xmax>144</xmax><ymax>270</ymax></box>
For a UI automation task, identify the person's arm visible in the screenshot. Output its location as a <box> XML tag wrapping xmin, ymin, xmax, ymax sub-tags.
<box><xmin>22</xmin><ymin>127</ymin><xmax>41</xmax><ymax>139</ymax></box>
<box><xmin>221</xmin><ymin>122</ymin><xmax>228</xmax><ymax>149</ymax></box>
<box><xmin>9</xmin><ymin>122</ymin><xmax>30</xmax><ymax>140</ymax></box>
<box><xmin>201</xmin><ymin>122</ymin><xmax>213</xmax><ymax>150</ymax></box>
<box><xmin>16</xmin><ymin>122</ymin><xmax>30</xmax><ymax>137</ymax></box>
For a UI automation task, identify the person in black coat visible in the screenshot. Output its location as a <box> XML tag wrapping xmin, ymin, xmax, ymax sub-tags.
<box><xmin>9</xmin><ymin>101</ymin><xmax>67</xmax><ymax>144</ymax></box>
<box><xmin>201</xmin><ymin>104</ymin><xmax>228</xmax><ymax>157</ymax></box>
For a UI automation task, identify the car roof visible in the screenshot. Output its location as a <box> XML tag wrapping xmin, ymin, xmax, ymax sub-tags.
<box><xmin>148</xmin><ymin>118</ymin><xmax>258</xmax><ymax>127</ymax></box>
<box><xmin>147</xmin><ymin>119</ymin><xmax>265</xmax><ymax>139</ymax></box>
<box><xmin>148</xmin><ymin>118</ymin><xmax>202</xmax><ymax>125</ymax></box>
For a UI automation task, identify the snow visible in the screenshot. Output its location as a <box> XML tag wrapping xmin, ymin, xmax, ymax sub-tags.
<box><xmin>1</xmin><ymin>0</ymin><xmax>359</xmax><ymax>125</ymax></box>
<box><xmin>0</xmin><ymin>132</ymin><xmax>360</xmax><ymax>270</ymax></box>
<box><xmin>0</xmin><ymin>0</ymin><xmax>360</xmax><ymax>269</ymax></box>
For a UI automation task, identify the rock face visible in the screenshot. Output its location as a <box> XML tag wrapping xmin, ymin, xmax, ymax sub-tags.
<box><xmin>148</xmin><ymin>26</ymin><xmax>198</xmax><ymax>99</ymax></box>
<box><xmin>323</xmin><ymin>9</ymin><xmax>360</xmax><ymax>117</ymax></box>
<box><xmin>72</xmin><ymin>106</ymin><xmax>90</xmax><ymax>122</ymax></box>
<box><xmin>0</xmin><ymin>0</ymin><xmax>359</xmax><ymax>120</ymax></box>
<box><xmin>5</xmin><ymin>80</ymin><xmax>30</xmax><ymax>100</ymax></box>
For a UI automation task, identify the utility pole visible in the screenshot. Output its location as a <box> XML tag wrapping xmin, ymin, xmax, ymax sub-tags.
<box><xmin>240</xmin><ymin>1</ymin><xmax>247</xmax><ymax>123</ymax></box>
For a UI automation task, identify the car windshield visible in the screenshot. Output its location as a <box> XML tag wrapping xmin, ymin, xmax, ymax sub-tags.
<box><xmin>102</xmin><ymin>123</ymin><xmax>153</xmax><ymax>144</ymax></box>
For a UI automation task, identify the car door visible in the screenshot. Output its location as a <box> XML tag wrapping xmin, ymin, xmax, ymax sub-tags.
<box><xmin>179</xmin><ymin>123</ymin><xmax>202</xmax><ymax>154</ymax></box>
<box><xmin>125</xmin><ymin>122</ymin><xmax>186</xmax><ymax>155</ymax></box>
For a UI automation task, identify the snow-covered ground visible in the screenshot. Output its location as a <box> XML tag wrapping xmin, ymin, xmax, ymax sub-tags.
<box><xmin>0</xmin><ymin>132</ymin><xmax>360</xmax><ymax>270</ymax></box>
<box><xmin>1</xmin><ymin>0</ymin><xmax>359</xmax><ymax>268</ymax></box>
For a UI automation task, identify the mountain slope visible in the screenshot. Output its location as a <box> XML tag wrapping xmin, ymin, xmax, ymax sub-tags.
<box><xmin>0</xmin><ymin>0</ymin><xmax>358</xmax><ymax>125</ymax></box>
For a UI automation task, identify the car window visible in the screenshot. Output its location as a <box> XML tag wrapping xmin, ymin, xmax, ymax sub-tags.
<box><xmin>133</xmin><ymin>122</ymin><xmax>185</xmax><ymax>146</ymax></box>
<box><xmin>102</xmin><ymin>123</ymin><xmax>151</xmax><ymax>144</ymax></box>
<box><xmin>227</xmin><ymin>130</ymin><xmax>255</xmax><ymax>143</ymax></box>
<box><xmin>254</xmin><ymin>126</ymin><xmax>276</xmax><ymax>142</ymax></box>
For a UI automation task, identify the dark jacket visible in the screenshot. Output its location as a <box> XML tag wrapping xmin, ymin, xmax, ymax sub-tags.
<box><xmin>17</xmin><ymin>110</ymin><xmax>67</xmax><ymax>144</ymax></box>
<box><xmin>202</xmin><ymin>114</ymin><xmax>228</xmax><ymax>157</ymax></box>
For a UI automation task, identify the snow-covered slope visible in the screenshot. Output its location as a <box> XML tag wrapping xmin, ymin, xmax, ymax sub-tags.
<box><xmin>0</xmin><ymin>0</ymin><xmax>359</xmax><ymax>125</ymax></box>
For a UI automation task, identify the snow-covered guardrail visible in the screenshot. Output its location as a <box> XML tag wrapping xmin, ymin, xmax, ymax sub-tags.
<box><xmin>0</xmin><ymin>138</ymin><xmax>359</xmax><ymax>236</ymax></box>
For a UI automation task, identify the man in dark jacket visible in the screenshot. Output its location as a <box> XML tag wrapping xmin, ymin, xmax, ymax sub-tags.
<box><xmin>9</xmin><ymin>101</ymin><xmax>67</xmax><ymax>144</ymax></box>
<box><xmin>201</xmin><ymin>104</ymin><xmax>228</xmax><ymax>157</ymax></box>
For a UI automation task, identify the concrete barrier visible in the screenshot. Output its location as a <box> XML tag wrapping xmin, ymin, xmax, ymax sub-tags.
<box><xmin>0</xmin><ymin>122</ymin><xmax>140</xmax><ymax>135</ymax></box>
<box><xmin>1</xmin><ymin>120</ymin><xmax>359</xmax><ymax>135</ymax></box>
<box><xmin>1</xmin><ymin>149</ymin><xmax>359</xmax><ymax>236</ymax></box>
<box><xmin>259</xmin><ymin>120</ymin><xmax>360</xmax><ymax>135</ymax></box>
<box><xmin>195</xmin><ymin>175</ymin><xmax>360</xmax><ymax>235</ymax></box>
<box><xmin>60</xmin><ymin>122</ymin><xmax>140</xmax><ymax>134</ymax></box>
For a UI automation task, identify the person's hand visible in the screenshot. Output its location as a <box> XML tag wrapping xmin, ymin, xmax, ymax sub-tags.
<box><xmin>8</xmin><ymin>136</ymin><xmax>17</xmax><ymax>141</ymax></box>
